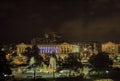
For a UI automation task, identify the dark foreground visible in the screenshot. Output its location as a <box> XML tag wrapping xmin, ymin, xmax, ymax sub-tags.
<box><xmin>0</xmin><ymin>75</ymin><xmax>89</xmax><ymax>81</ymax></box>
<box><xmin>1</xmin><ymin>77</ymin><xmax>118</xmax><ymax>81</ymax></box>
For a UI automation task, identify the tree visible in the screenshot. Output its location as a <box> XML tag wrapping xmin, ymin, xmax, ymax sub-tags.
<box><xmin>89</xmin><ymin>52</ymin><xmax>113</xmax><ymax>71</ymax></box>
<box><xmin>89</xmin><ymin>52</ymin><xmax>113</xmax><ymax>78</ymax></box>
<box><xmin>108</xmin><ymin>67</ymin><xmax>120</xmax><ymax>80</ymax></box>
<box><xmin>22</xmin><ymin>47</ymin><xmax>32</xmax><ymax>59</ymax></box>
<box><xmin>0</xmin><ymin>49</ymin><xmax>12</xmax><ymax>76</ymax></box>
<box><xmin>62</xmin><ymin>53</ymin><xmax>83</xmax><ymax>76</ymax></box>
<box><xmin>30</xmin><ymin>45</ymin><xmax>43</xmax><ymax>66</ymax></box>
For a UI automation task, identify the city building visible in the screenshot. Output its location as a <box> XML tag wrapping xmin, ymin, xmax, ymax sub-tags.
<box><xmin>16</xmin><ymin>42</ymin><xmax>80</xmax><ymax>58</ymax></box>
<box><xmin>102</xmin><ymin>41</ymin><xmax>120</xmax><ymax>59</ymax></box>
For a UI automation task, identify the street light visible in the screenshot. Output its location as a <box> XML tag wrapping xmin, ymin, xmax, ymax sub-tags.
<box><xmin>106</xmin><ymin>70</ymin><xmax>109</xmax><ymax>81</ymax></box>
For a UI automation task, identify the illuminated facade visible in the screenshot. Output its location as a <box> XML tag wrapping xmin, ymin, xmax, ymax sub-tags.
<box><xmin>102</xmin><ymin>42</ymin><xmax>120</xmax><ymax>58</ymax></box>
<box><xmin>102</xmin><ymin>42</ymin><xmax>118</xmax><ymax>54</ymax></box>
<box><xmin>38</xmin><ymin>45</ymin><xmax>59</xmax><ymax>54</ymax></box>
<box><xmin>16</xmin><ymin>42</ymin><xmax>80</xmax><ymax>55</ymax></box>
<box><xmin>16</xmin><ymin>43</ymin><xmax>31</xmax><ymax>56</ymax></box>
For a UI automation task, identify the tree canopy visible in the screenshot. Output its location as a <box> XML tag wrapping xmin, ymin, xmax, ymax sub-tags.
<box><xmin>89</xmin><ymin>52</ymin><xmax>113</xmax><ymax>71</ymax></box>
<box><xmin>0</xmin><ymin>50</ymin><xmax>12</xmax><ymax>75</ymax></box>
<box><xmin>30</xmin><ymin>45</ymin><xmax>43</xmax><ymax>66</ymax></box>
<box><xmin>62</xmin><ymin>53</ymin><xmax>83</xmax><ymax>70</ymax></box>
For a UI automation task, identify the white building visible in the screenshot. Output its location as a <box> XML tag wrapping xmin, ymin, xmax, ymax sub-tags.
<box><xmin>16</xmin><ymin>42</ymin><xmax>80</xmax><ymax>55</ymax></box>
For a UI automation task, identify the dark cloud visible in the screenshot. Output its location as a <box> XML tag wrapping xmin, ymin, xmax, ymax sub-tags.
<box><xmin>0</xmin><ymin>0</ymin><xmax>120</xmax><ymax>43</ymax></box>
<box><xmin>59</xmin><ymin>13</ymin><xmax>120</xmax><ymax>42</ymax></box>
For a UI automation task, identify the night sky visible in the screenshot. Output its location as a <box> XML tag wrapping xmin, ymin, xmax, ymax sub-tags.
<box><xmin>0</xmin><ymin>0</ymin><xmax>120</xmax><ymax>44</ymax></box>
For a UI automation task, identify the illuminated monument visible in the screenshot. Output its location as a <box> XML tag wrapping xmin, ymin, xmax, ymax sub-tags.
<box><xmin>49</xmin><ymin>54</ymin><xmax>56</xmax><ymax>71</ymax></box>
<box><xmin>29</xmin><ymin>56</ymin><xmax>36</xmax><ymax>66</ymax></box>
<box><xmin>17</xmin><ymin>42</ymin><xmax>79</xmax><ymax>55</ymax></box>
